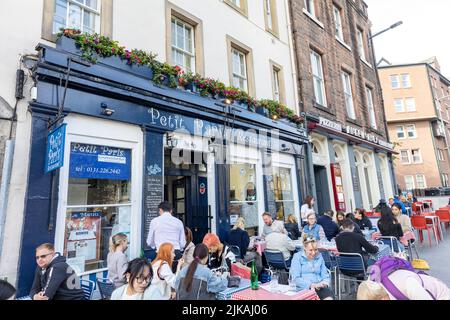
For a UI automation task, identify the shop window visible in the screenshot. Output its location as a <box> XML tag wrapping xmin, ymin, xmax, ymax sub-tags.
<box><xmin>64</xmin><ymin>142</ymin><xmax>132</xmax><ymax>273</ymax></box>
<box><xmin>270</xmin><ymin>167</ymin><xmax>294</xmax><ymax>222</ymax></box>
<box><xmin>229</xmin><ymin>163</ymin><xmax>259</xmax><ymax>235</ymax></box>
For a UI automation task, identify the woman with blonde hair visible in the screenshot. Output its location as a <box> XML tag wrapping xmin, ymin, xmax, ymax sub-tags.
<box><xmin>285</xmin><ymin>214</ymin><xmax>302</xmax><ymax>240</ymax></box>
<box><xmin>107</xmin><ymin>233</ymin><xmax>129</xmax><ymax>288</ymax></box>
<box><xmin>147</xmin><ymin>243</ymin><xmax>184</xmax><ymax>300</ymax></box>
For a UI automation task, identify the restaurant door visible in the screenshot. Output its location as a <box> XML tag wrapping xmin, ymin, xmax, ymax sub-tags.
<box><xmin>164</xmin><ymin>151</ymin><xmax>211</xmax><ymax>244</ymax></box>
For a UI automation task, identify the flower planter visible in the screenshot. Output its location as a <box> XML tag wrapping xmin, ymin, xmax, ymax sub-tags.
<box><xmin>256</xmin><ymin>106</ymin><xmax>270</xmax><ymax>117</ymax></box>
<box><xmin>184</xmin><ymin>82</ymin><xmax>199</xmax><ymax>93</ymax></box>
<box><xmin>56</xmin><ymin>36</ymin><xmax>83</xmax><ymax>55</ymax></box>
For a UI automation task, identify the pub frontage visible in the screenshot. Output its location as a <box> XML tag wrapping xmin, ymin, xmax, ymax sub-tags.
<box><xmin>15</xmin><ymin>37</ymin><xmax>309</xmax><ymax>295</ymax></box>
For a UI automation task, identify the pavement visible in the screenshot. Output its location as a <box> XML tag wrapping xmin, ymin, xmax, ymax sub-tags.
<box><xmin>415</xmin><ymin>226</ymin><xmax>450</xmax><ymax>286</ymax></box>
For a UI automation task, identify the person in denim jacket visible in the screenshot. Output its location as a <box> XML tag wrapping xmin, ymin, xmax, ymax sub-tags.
<box><xmin>289</xmin><ymin>237</ymin><xmax>333</xmax><ymax>300</ymax></box>
<box><xmin>175</xmin><ymin>244</ymin><xmax>228</xmax><ymax>300</ymax></box>
<box><xmin>302</xmin><ymin>213</ymin><xmax>326</xmax><ymax>241</ymax></box>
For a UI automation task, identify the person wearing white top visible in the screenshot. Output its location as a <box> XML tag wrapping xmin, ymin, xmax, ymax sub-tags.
<box><xmin>146</xmin><ymin>202</ymin><xmax>186</xmax><ymax>271</ymax></box>
<box><xmin>111</xmin><ymin>258</ymin><xmax>154</xmax><ymax>300</ymax></box>
<box><xmin>147</xmin><ymin>242</ymin><xmax>185</xmax><ymax>300</ymax></box>
<box><xmin>301</xmin><ymin>195</ymin><xmax>315</xmax><ymax>225</ymax></box>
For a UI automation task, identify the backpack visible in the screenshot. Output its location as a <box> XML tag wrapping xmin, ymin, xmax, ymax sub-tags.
<box><xmin>368</xmin><ymin>256</ymin><xmax>435</xmax><ymax>300</ymax></box>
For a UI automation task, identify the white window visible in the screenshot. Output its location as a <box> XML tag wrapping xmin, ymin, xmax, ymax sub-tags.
<box><xmin>333</xmin><ymin>6</ymin><xmax>344</xmax><ymax>41</ymax></box>
<box><xmin>400</xmin><ymin>150</ymin><xmax>410</xmax><ymax>164</ymax></box>
<box><xmin>431</xmin><ymin>77</ymin><xmax>437</xmax><ymax>88</ymax></box>
<box><xmin>438</xmin><ymin>149</ymin><xmax>445</xmax><ymax>161</ymax></box>
<box><xmin>342</xmin><ymin>71</ymin><xmax>355</xmax><ymax>119</ymax></box>
<box><xmin>390</xmin><ymin>75</ymin><xmax>400</xmax><ymax>89</ymax></box>
<box><xmin>411</xmin><ymin>149</ymin><xmax>422</xmax><ymax>163</ymax></box>
<box><xmin>405</xmin><ymin>175</ymin><xmax>415</xmax><ymax>190</ymax></box>
<box><xmin>394</xmin><ymin>99</ymin><xmax>405</xmax><ymax>112</ymax></box>
<box><xmin>366</xmin><ymin>87</ymin><xmax>377</xmax><ymax>129</ymax></box>
<box><xmin>442</xmin><ymin>173</ymin><xmax>449</xmax><ymax>187</ymax></box>
<box><xmin>230</xmin><ymin>0</ymin><xmax>241</xmax><ymax>7</ymax></box>
<box><xmin>273</xmin><ymin>68</ymin><xmax>281</xmax><ymax>102</ymax></box>
<box><xmin>405</xmin><ymin>98</ymin><xmax>416</xmax><ymax>112</ymax></box>
<box><xmin>396</xmin><ymin>126</ymin><xmax>405</xmax><ymax>139</ymax></box>
<box><xmin>406</xmin><ymin>125</ymin><xmax>417</xmax><ymax>138</ymax></box>
<box><xmin>53</xmin><ymin>0</ymin><xmax>101</xmax><ymax>34</ymax></box>
<box><xmin>310</xmin><ymin>50</ymin><xmax>327</xmax><ymax>106</ymax></box>
<box><xmin>171</xmin><ymin>17</ymin><xmax>195</xmax><ymax>73</ymax></box>
<box><xmin>265</xmin><ymin>0</ymin><xmax>273</xmax><ymax>30</ymax></box>
<box><xmin>304</xmin><ymin>0</ymin><xmax>316</xmax><ymax>16</ymax></box>
<box><xmin>357</xmin><ymin>29</ymin><xmax>366</xmax><ymax>60</ymax></box>
<box><xmin>416</xmin><ymin>175</ymin><xmax>426</xmax><ymax>189</ymax></box>
<box><xmin>232</xmin><ymin>48</ymin><xmax>248</xmax><ymax>92</ymax></box>
<box><xmin>401</xmin><ymin>74</ymin><xmax>411</xmax><ymax>88</ymax></box>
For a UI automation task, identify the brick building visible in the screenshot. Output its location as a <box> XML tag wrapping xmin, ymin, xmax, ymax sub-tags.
<box><xmin>289</xmin><ymin>0</ymin><xmax>396</xmax><ymax>213</ymax></box>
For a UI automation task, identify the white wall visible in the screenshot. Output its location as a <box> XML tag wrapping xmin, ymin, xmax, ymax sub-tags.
<box><xmin>113</xmin><ymin>0</ymin><xmax>297</xmax><ymax>110</ymax></box>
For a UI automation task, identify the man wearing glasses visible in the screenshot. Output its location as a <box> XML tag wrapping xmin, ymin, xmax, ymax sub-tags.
<box><xmin>29</xmin><ymin>243</ymin><xmax>85</xmax><ymax>300</ymax></box>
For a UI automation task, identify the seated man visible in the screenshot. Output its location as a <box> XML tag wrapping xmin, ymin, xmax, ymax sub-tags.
<box><xmin>30</xmin><ymin>243</ymin><xmax>85</xmax><ymax>300</ymax></box>
<box><xmin>317</xmin><ymin>210</ymin><xmax>339</xmax><ymax>241</ymax></box>
<box><xmin>335</xmin><ymin>219</ymin><xmax>379</xmax><ymax>269</ymax></box>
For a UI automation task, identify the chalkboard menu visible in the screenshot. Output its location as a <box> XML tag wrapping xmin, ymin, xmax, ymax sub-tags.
<box><xmin>376</xmin><ymin>169</ymin><xmax>385</xmax><ymax>199</ymax></box>
<box><xmin>264</xmin><ymin>175</ymin><xmax>277</xmax><ymax>217</ymax></box>
<box><xmin>352</xmin><ymin>169</ymin><xmax>360</xmax><ymax>192</ymax></box>
<box><xmin>143</xmin><ymin>131</ymin><xmax>164</xmax><ymax>249</ymax></box>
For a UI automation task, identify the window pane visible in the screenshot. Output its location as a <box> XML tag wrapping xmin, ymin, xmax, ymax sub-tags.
<box><xmin>85</xmin><ymin>0</ymin><xmax>98</xmax><ymax>10</ymax></box>
<box><xmin>390</xmin><ymin>75</ymin><xmax>400</xmax><ymax>89</ymax></box>
<box><xmin>394</xmin><ymin>99</ymin><xmax>404</xmax><ymax>112</ymax></box>
<box><xmin>405</xmin><ymin>176</ymin><xmax>414</xmax><ymax>190</ymax></box>
<box><xmin>405</xmin><ymin>98</ymin><xmax>416</xmax><ymax>112</ymax></box>
<box><xmin>68</xmin><ymin>3</ymin><xmax>82</xmax><ymax>30</ymax></box>
<box><xmin>64</xmin><ymin>205</ymin><xmax>131</xmax><ymax>272</ymax></box>
<box><xmin>83</xmin><ymin>10</ymin><xmax>95</xmax><ymax>34</ymax></box>
<box><xmin>401</xmin><ymin>151</ymin><xmax>409</xmax><ymax>163</ymax></box>
<box><xmin>396</xmin><ymin>126</ymin><xmax>405</xmax><ymax>138</ymax></box>
<box><xmin>53</xmin><ymin>0</ymin><xmax>68</xmax><ymax>33</ymax></box>
<box><xmin>401</xmin><ymin>74</ymin><xmax>411</xmax><ymax>87</ymax></box>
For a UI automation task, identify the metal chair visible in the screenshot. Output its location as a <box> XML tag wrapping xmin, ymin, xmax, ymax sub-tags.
<box><xmin>378</xmin><ymin>236</ymin><xmax>401</xmax><ymax>253</ymax></box>
<box><xmin>335</xmin><ymin>253</ymin><xmax>367</xmax><ymax>300</ymax></box>
<box><xmin>96</xmin><ymin>278</ymin><xmax>115</xmax><ymax>300</ymax></box>
<box><xmin>80</xmin><ymin>279</ymin><xmax>96</xmax><ymax>300</ymax></box>
<box><xmin>264</xmin><ymin>249</ymin><xmax>290</xmax><ymax>271</ymax></box>
<box><xmin>319</xmin><ymin>249</ymin><xmax>337</xmax><ymax>298</ymax></box>
<box><xmin>228</xmin><ymin>245</ymin><xmax>242</xmax><ymax>259</ymax></box>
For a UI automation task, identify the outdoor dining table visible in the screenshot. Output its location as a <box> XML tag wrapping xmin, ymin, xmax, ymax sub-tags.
<box><xmin>231</xmin><ymin>283</ymin><xmax>320</xmax><ymax>300</ymax></box>
<box><xmin>216</xmin><ymin>278</ymin><xmax>251</xmax><ymax>300</ymax></box>
<box><xmin>422</xmin><ymin>214</ymin><xmax>443</xmax><ymax>245</ymax></box>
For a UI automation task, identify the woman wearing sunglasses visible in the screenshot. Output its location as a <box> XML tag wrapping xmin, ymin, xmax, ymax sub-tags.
<box><xmin>288</xmin><ymin>236</ymin><xmax>334</xmax><ymax>300</ymax></box>
<box><xmin>111</xmin><ymin>258</ymin><xmax>154</xmax><ymax>300</ymax></box>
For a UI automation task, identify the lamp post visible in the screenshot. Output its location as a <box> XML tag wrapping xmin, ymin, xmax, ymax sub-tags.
<box><xmin>370</xmin><ymin>21</ymin><xmax>403</xmax><ymax>39</ymax></box>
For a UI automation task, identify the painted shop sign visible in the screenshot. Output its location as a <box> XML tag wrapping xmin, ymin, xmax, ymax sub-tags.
<box><xmin>69</xmin><ymin>143</ymin><xmax>131</xmax><ymax>180</ymax></box>
<box><xmin>345</xmin><ymin>125</ymin><xmax>394</xmax><ymax>150</ymax></box>
<box><xmin>319</xmin><ymin>117</ymin><xmax>342</xmax><ymax>132</ymax></box>
<box><xmin>45</xmin><ymin>123</ymin><xmax>67</xmax><ymax>173</ymax></box>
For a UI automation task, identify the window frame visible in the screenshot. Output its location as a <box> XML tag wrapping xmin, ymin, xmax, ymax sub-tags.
<box><xmin>405</xmin><ymin>97</ymin><xmax>416</xmax><ymax>112</ymax></box>
<box><xmin>405</xmin><ymin>124</ymin><xmax>417</xmax><ymax>138</ymax></box>
<box><xmin>401</xmin><ymin>74</ymin><xmax>411</xmax><ymax>88</ymax></box>
<box><xmin>333</xmin><ymin>5</ymin><xmax>344</xmax><ymax>42</ymax></box>
<box><xmin>341</xmin><ymin>71</ymin><xmax>356</xmax><ymax>119</ymax></box>
<box><xmin>310</xmin><ymin>49</ymin><xmax>327</xmax><ymax>107</ymax></box>
<box><xmin>170</xmin><ymin>17</ymin><xmax>195</xmax><ymax>73</ymax></box>
<box><xmin>404</xmin><ymin>175</ymin><xmax>415</xmax><ymax>190</ymax></box>
<box><xmin>365</xmin><ymin>86</ymin><xmax>377</xmax><ymax>129</ymax></box>
<box><xmin>390</xmin><ymin>75</ymin><xmax>400</xmax><ymax>89</ymax></box>
<box><xmin>42</xmin><ymin>0</ymin><xmax>113</xmax><ymax>42</ymax></box>
<box><xmin>400</xmin><ymin>150</ymin><xmax>410</xmax><ymax>164</ymax></box>
<box><xmin>394</xmin><ymin>98</ymin><xmax>405</xmax><ymax>113</ymax></box>
<box><xmin>356</xmin><ymin>28</ymin><xmax>367</xmax><ymax>61</ymax></box>
<box><xmin>411</xmin><ymin>149</ymin><xmax>422</xmax><ymax>163</ymax></box>
<box><xmin>166</xmin><ymin>2</ymin><xmax>205</xmax><ymax>76</ymax></box>
<box><xmin>396</xmin><ymin>125</ymin><xmax>405</xmax><ymax>139</ymax></box>
<box><xmin>416</xmin><ymin>174</ymin><xmax>427</xmax><ymax>189</ymax></box>
<box><xmin>269</xmin><ymin>60</ymin><xmax>286</xmax><ymax>104</ymax></box>
<box><xmin>304</xmin><ymin>0</ymin><xmax>316</xmax><ymax>17</ymax></box>
<box><xmin>224</xmin><ymin>0</ymin><xmax>248</xmax><ymax>17</ymax></box>
<box><xmin>438</xmin><ymin>149</ymin><xmax>445</xmax><ymax>161</ymax></box>
<box><xmin>264</xmin><ymin>0</ymin><xmax>279</xmax><ymax>37</ymax></box>
<box><xmin>226</xmin><ymin>35</ymin><xmax>255</xmax><ymax>96</ymax></box>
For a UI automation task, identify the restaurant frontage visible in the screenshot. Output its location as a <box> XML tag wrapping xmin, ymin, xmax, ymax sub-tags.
<box><xmin>15</xmin><ymin>38</ymin><xmax>309</xmax><ymax>295</ymax></box>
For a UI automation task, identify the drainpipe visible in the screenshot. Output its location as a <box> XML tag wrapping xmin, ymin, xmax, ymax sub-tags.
<box><xmin>285</xmin><ymin>0</ymin><xmax>300</xmax><ymax>115</ymax></box>
<box><xmin>0</xmin><ymin>140</ymin><xmax>15</xmax><ymax>256</ymax></box>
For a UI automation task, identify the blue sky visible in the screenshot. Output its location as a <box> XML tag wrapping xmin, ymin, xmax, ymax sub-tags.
<box><xmin>365</xmin><ymin>0</ymin><xmax>450</xmax><ymax>77</ymax></box>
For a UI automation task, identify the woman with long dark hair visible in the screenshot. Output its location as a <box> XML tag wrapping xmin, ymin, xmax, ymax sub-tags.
<box><xmin>377</xmin><ymin>206</ymin><xmax>404</xmax><ymax>241</ymax></box>
<box><xmin>175</xmin><ymin>244</ymin><xmax>228</xmax><ymax>300</ymax></box>
<box><xmin>110</xmin><ymin>258</ymin><xmax>153</xmax><ymax>300</ymax></box>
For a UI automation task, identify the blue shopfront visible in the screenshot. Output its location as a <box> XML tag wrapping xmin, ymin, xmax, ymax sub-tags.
<box><xmin>16</xmin><ymin>40</ymin><xmax>309</xmax><ymax>296</ymax></box>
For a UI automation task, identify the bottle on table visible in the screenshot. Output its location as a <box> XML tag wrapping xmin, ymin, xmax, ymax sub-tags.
<box><xmin>250</xmin><ymin>259</ymin><xmax>259</xmax><ymax>290</ymax></box>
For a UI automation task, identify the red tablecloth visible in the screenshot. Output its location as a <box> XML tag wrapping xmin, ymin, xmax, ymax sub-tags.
<box><xmin>231</xmin><ymin>288</ymin><xmax>320</xmax><ymax>300</ymax></box>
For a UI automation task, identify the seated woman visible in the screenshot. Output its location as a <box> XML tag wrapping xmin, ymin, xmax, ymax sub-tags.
<box><xmin>377</xmin><ymin>207</ymin><xmax>405</xmax><ymax>251</ymax></box>
<box><xmin>302</xmin><ymin>213</ymin><xmax>326</xmax><ymax>241</ymax></box>
<box><xmin>111</xmin><ymin>258</ymin><xmax>154</xmax><ymax>300</ymax></box>
<box><xmin>289</xmin><ymin>236</ymin><xmax>333</xmax><ymax>300</ymax></box>
<box><xmin>227</xmin><ymin>217</ymin><xmax>263</xmax><ymax>273</ymax></box>
<box><xmin>265</xmin><ymin>222</ymin><xmax>296</xmax><ymax>267</ymax></box>
<box><xmin>175</xmin><ymin>244</ymin><xmax>228</xmax><ymax>300</ymax></box>
<box><xmin>337</xmin><ymin>211</ymin><xmax>363</xmax><ymax>235</ymax></box>
<box><xmin>285</xmin><ymin>214</ymin><xmax>302</xmax><ymax>240</ymax></box>
<box><xmin>391</xmin><ymin>204</ymin><xmax>412</xmax><ymax>233</ymax></box>
<box><xmin>147</xmin><ymin>243</ymin><xmax>184</xmax><ymax>300</ymax></box>
<box><xmin>353</xmin><ymin>209</ymin><xmax>373</xmax><ymax>230</ymax></box>
<box><xmin>203</xmin><ymin>233</ymin><xmax>236</xmax><ymax>271</ymax></box>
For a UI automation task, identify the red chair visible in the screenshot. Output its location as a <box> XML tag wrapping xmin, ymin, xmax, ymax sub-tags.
<box><xmin>372</xmin><ymin>212</ymin><xmax>381</xmax><ymax>217</ymax></box>
<box><xmin>365</xmin><ymin>211</ymin><xmax>373</xmax><ymax>217</ymax></box>
<box><xmin>411</xmin><ymin>216</ymin><xmax>434</xmax><ymax>247</ymax></box>
<box><xmin>423</xmin><ymin>200</ymin><xmax>433</xmax><ymax>212</ymax></box>
<box><xmin>412</xmin><ymin>202</ymin><xmax>424</xmax><ymax>215</ymax></box>
<box><xmin>435</xmin><ymin>210</ymin><xmax>450</xmax><ymax>231</ymax></box>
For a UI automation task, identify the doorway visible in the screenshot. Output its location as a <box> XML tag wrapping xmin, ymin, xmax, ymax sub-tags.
<box><xmin>314</xmin><ymin>165</ymin><xmax>331</xmax><ymax>215</ymax></box>
<box><xmin>164</xmin><ymin>149</ymin><xmax>211</xmax><ymax>244</ymax></box>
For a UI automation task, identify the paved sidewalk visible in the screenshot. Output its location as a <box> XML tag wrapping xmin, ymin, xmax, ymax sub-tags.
<box><xmin>415</xmin><ymin>228</ymin><xmax>450</xmax><ymax>286</ymax></box>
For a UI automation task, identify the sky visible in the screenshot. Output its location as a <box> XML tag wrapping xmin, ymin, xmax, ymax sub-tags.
<box><xmin>365</xmin><ymin>0</ymin><xmax>450</xmax><ymax>77</ymax></box>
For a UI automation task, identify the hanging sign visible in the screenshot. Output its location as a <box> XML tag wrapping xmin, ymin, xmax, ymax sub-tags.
<box><xmin>69</xmin><ymin>143</ymin><xmax>131</xmax><ymax>180</ymax></box>
<box><xmin>45</xmin><ymin>123</ymin><xmax>67</xmax><ymax>173</ymax></box>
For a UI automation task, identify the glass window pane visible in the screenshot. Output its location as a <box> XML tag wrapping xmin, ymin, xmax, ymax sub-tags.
<box><xmin>67</xmin><ymin>178</ymin><xmax>131</xmax><ymax>205</ymax></box>
<box><xmin>230</xmin><ymin>163</ymin><xmax>257</xmax><ymax>202</ymax></box>
<box><xmin>68</xmin><ymin>3</ymin><xmax>82</xmax><ymax>30</ymax></box>
<box><xmin>64</xmin><ymin>205</ymin><xmax>131</xmax><ymax>272</ymax></box>
<box><xmin>85</xmin><ymin>0</ymin><xmax>98</xmax><ymax>10</ymax></box>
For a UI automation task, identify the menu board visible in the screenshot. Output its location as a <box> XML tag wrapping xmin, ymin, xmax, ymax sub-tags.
<box><xmin>143</xmin><ymin>131</ymin><xmax>164</xmax><ymax>249</ymax></box>
<box><xmin>331</xmin><ymin>164</ymin><xmax>346</xmax><ymax>212</ymax></box>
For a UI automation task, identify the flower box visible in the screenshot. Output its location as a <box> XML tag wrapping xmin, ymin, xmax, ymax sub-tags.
<box><xmin>56</xmin><ymin>36</ymin><xmax>83</xmax><ymax>55</ymax></box>
<box><xmin>184</xmin><ymin>82</ymin><xmax>199</xmax><ymax>93</ymax></box>
<box><xmin>256</xmin><ymin>106</ymin><xmax>269</xmax><ymax>117</ymax></box>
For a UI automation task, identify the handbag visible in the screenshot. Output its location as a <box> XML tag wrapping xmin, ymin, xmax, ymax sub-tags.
<box><xmin>230</xmin><ymin>262</ymin><xmax>251</xmax><ymax>279</ymax></box>
<box><xmin>227</xmin><ymin>276</ymin><xmax>241</xmax><ymax>288</ymax></box>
